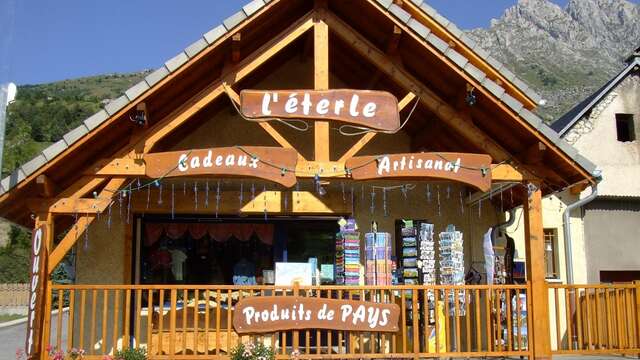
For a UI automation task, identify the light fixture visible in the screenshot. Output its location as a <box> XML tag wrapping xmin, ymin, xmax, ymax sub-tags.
<box><xmin>465</xmin><ymin>84</ymin><xmax>477</xmax><ymax>106</ymax></box>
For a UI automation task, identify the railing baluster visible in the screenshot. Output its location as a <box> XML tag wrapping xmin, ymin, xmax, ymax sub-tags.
<box><xmin>485</xmin><ymin>287</ymin><xmax>491</xmax><ymax>353</ymax></box>
<box><xmin>316</xmin><ymin>287</ymin><xmax>322</xmax><ymax>355</ymax></box>
<box><xmin>169</xmin><ymin>289</ymin><xmax>177</xmax><ymax>356</ymax></box>
<box><xmin>605</xmin><ymin>288</ymin><xmax>613</xmax><ymax>349</ymax></box>
<box><xmin>616</xmin><ymin>289</ymin><xmax>623</xmax><ymax>349</ymax></box>
<box><xmin>124</xmin><ymin>289</ymin><xmax>131</xmax><ymax>350</ymax></box>
<box><xmin>90</xmin><ymin>289</ymin><xmax>97</xmax><ymax>356</ymax></box>
<box><xmin>565</xmin><ymin>287</ymin><xmax>573</xmax><ymax>351</ymax></box>
<box><xmin>400</xmin><ymin>289</ymin><xmax>407</xmax><ymax>354</ymax></box>
<box><xmin>412</xmin><ymin>288</ymin><xmax>419</xmax><ymax>357</ymax></box>
<box><xmin>146</xmin><ymin>289</ymin><xmax>153</xmax><ymax>356</ymax></box>
<box><xmin>423</xmin><ymin>288</ymin><xmax>429</xmax><ymax>354</ymax></box>
<box><xmin>475</xmin><ymin>288</ymin><xmax>481</xmax><ymax>352</ymax></box>
<box><xmin>135</xmin><ymin>289</ymin><xmax>142</xmax><ymax>353</ymax></box>
<box><xmin>67</xmin><ymin>289</ymin><xmax>75</xmax><ymax>350</ymax></box>
<box><xmin>216</xmin><ymin>289</ymin><xmax>221</xmax><ymax>355</ymax></box>
<box><xmin>158</xmin><ymin>289</ymin><xmax>165</xmax><ymax>355</ymax></box>
<box><xmin>595</xmin><ymin>288</ymin><xmax>602</xmax><ymax>349</ymax></box>
<box><xmin>79</xmin><ymin>290</ymin><xmax>86</xmax><ymax>351</ymax></box>
<box><xmin>465</xmin><ymin>288</ymin><xmax>471</xmax><ymax>352</ymax></box>
<box><xmin>102</xmin><ymin>289</ymin><xmax>108</xmax><ymax>355</ymax></box>
<box><xmin>575</xmin><ymin>287</ymin><xmax>583</xmax><ymax>350</ymax></box>
<box><xmin>389</xmin><ymin>288</ymin><xmax>395</xmax><ymax>354</ymax></box>
<box><xmin>585</xmin><ymin>287</ymin><xmax>593</xmax><ymax>350</ymax></box>
<box><xmin>516</xmin><ymin>289</ymin><xmax>522</xmax><ymax>352</ymax></box>
<box><xmin>112</xmin><ymin>289</ymin><xmax>120</xmax><ymax>353</ymax></box>
<box><xmin>204</xmin><ymin>289</ymin><xmax>210</xmax><ymax>356</ymax></box>
<box><xmin>227</xmin><ymin>289</ymin><xmax>232</xmax><ymax>356</ymax></box>
<box><xmin>454</xmin><ymin>288</ymin><xmax>461</xmax><ymax>352</ymax></box>
<box><xmin>434</xmin><ymin>288</ymin><xmax>440</xmax><ymax>355</ymax></box>
<box><xmin>193</xmin><ymin>289</ymin><xmax>199</xmax><ymax>354</ymax></box>
<box><xmin>554</xmin><ymin>287</ymin><xmax>561</xmax><ymax>351</ymax></box>
<box><xmin>506</xmin><ymin>288</ymin><xmax>512</xmax><ymax>352</ymax></box>
<box><xmin>56</xmin><ymin>289</ymin><xmax>63</xmax><ymax>350</ymax></box>
<box><xmin>182</xmin><ymin>289</ymin><xmax>188</xmax><ymax>355</ymax></box>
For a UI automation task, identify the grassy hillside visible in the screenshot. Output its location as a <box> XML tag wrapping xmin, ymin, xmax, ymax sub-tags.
<box><xmin>2</xmin><ymin>71</ymin><xmax>151</xmax><ymax>177</ymax></box>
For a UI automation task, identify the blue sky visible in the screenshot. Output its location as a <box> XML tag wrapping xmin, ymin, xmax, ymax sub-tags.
<box><xmin>0</xmin><ymin>0</ymin><xmax>635</xmax><ymax>85</ymax></box>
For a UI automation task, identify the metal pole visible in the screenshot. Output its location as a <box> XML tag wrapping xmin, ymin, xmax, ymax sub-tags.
<box><xmin>0</xmin><ymin>83</ymin><xmax>8</xmax><ymax>177</ymax></box>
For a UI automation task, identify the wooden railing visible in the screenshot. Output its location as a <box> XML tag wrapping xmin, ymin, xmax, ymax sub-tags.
<box><xmin>548</xmin><ymin>283</ymin><xmax>640</xmax><ymax>355</ymax></box>
<box><xmin>46</xmin><ymin>284</ymin><xmax>531</xmax><ymax>359</ymax></box>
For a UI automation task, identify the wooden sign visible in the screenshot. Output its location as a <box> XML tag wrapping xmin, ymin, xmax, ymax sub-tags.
<box><xmin>25</xmin><ymin>225</ymin><xmax>47</xmax><ymax>360</ymax></box>
<box><xmin>145</xmin><ymin>146</ymin><xmax>298</xmax><ymax>187</ymax></box>
<box><xmin>240</xmin><ymin>89</ymin><xmax>401</xmax><ymax>132</ymax></box>
<box><xmin>346</xmin><ymin>153</ymin><xmax>492</xmax><ymax>192</ymax></box>
<box><xmin>233</xmin><ymin>296</ymin><xmax>400</xmax><ymax>334</ymax></box>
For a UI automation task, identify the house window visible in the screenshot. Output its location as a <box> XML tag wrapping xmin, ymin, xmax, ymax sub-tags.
<box><xmin>616</xmin><ymin>114</ymin><xmax>635</xmax><ymax>142</ymax></box>
<box><xmin>544</xmin><ymin>228</ymin><xmax>559</xmax><ymax>279</ymax></box>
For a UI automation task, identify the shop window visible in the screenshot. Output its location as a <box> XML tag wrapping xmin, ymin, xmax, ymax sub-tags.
<box><xmin>544</xmin><ymin>228</ymin><xmax>559</xmax><ymax>279</ymax></box>
<box><xmin>616</xmin><ymin>113</ymin><xmax>635</xmax><ymax>142</ymax></box>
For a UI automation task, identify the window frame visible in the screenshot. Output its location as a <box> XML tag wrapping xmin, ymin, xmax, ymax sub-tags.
<box><xmin>543</xmin><ymin>228</ymin><xmax>560</xmax><ymax>279</ymax></box>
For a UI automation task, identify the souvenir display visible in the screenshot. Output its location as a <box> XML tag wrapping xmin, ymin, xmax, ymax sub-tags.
<box><xmin>365</xmin><ymin>232</ymin><xmax>393</xmax><ymax>285</ymax></box>
<box><xmin>335</xmin><ymin>219</ymin><xmax>361</xmax><ymax>285</ymax></box>
<box><xmin>439</xmin><ymin>225</ymin><xmax>466</xmax><ymax>316</ymax></box>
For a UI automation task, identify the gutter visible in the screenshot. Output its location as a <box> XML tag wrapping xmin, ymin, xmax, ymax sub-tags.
<box><xmin>563</xmin><ymin>179</ymin><xmax>599</xmax><ymax>285</ymax></box>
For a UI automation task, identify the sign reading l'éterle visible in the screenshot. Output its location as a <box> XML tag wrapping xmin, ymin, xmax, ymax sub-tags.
<box><xmin>346</xmin><ymin>153</ymin><xmax>493</xmax><ymax>192</ymax></box>
<box><xmin>25</xmin><ymin>225</ymin><xmax>47</xmax><ymax>360</ymax></box>
<box><xmin>240</xmin><ymin>89</ymin><xmax>401</xmax><ymax>132</ymax></box>
<box><xmin>144</xmin><ymin>146</ymin><xmax>298</xmax><ymax>187</ymax></box>
<box><xmin>233</xmin><ymin>296</ymin><xmax>400</xmax><ymax>334</ymax></box>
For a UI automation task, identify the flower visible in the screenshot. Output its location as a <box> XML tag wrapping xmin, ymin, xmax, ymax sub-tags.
<box><xmin>102</xmin><ymin>356</ymin><xmax>114</xmax><ymax>360</ymax></box>
<box><xmin>15</xmin><ymin>348</ymin><xmax>25</xmax><ymax>360</ymax></box>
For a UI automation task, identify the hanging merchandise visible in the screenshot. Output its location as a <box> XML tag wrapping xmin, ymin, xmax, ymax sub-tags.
<box><xmin>335</xmin><ymin>218</ymin><xmax>360</xmax><ymax>285</ymax></box>
<box><xmin>439</xmin><ymin>225</ymin><xmax>465</xmax><ymax>316</ymax></box>
<box><xmin>483</xmin><ymin>228</ymin><xmax>495</xmax><ymax>285</ymax></box>
<box><xmin>364</xmin><ymin>232</ymin><xmax>392</xmax><ymax>285</ymax></box>
<box><xmin>419</xmin><ymin>222</ymin><xmax>436</xmax><ymax>288</ymax></box>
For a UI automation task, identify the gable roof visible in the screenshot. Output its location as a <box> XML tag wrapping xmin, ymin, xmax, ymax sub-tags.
<box><xmin>0</xmin><ymin>0</ymin><xmax>598</xmax><ymax>226</ymax></box>
<box><xmin>552</xmin><ymin>56</ymin><xmax>640</xmax><ymax>136</ymax></box>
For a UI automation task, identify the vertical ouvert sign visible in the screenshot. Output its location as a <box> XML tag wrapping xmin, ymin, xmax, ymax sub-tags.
<box><xmin>25</xmin><ymin>225</ymin><xmax>47</xmax><ymax>359</ymax></box>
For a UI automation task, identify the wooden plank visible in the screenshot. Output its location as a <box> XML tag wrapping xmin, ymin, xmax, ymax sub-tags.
<box><xmin>144</xmin><ymin>146</ymin><xmax>298</xmax><ymax>187</ymax></box>
<box><xmin>314</xmin><ymin>7</ymin><xmax>330</xmax><ymax>162</ymax></box>
<box><xmin>337</xmin><ymin>92</ymin><xmax>416</xmax><ymax>163</ymax></box>
<box><xmin>86</xmin><ymin>158</ymin><xmax>145</xmax><ymax>176</ymax></box>
<box><xmin>240</xmin><ymin>89</ymin><xmax>401</xmax><ymax>131</ymax></box>
<box><xmin>47</xmin><ymin>178</ymin><xmax>126</xmax><ymax>274</ymax></box>
<box><xmin>491</xmin><ymin>164</ymin><xmax>525</xmax><ymax>182</ymax></box>
<box><xmin>523</xmin><ymin>183</ymin><xmax>552</xmax><ymax>359</ymax></box>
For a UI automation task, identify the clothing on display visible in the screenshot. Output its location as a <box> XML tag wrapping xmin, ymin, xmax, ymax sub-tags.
<box><xmin>168</xmin><ymin>249</ymin><xmax>187</xmax><ymax>281</ymax></box>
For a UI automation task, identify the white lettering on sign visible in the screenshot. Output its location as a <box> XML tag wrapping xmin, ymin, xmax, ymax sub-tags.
<box><xmin>177</xmin><ymin>151</ymin><xmax>258</xmax><ymax>173</ymax></box>
<box><xmin>25</xmin><ymin>227</ymin><xmax>44</xmax><ymax>356</ymax></box>
<box><xmin>261</xmin><ymin>92</ymin><xmax>377</xmax><ymax>119</ymax></box>
<box><xmin>377</xmin><ymin>155</ymin><xmax>461</xmax><ymax>176</ymax></box>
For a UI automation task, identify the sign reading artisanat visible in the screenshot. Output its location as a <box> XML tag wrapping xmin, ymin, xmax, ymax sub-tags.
<box><xmin>240</xmin><ymin>89</ymin><xmax>401</xmax><ymax>132</ymax></box>
<box><xmin>233</xmin><ymin>296</ymin><xmax>400</xmax><ymax>334</ymax></box>
<box><xmin>346</xmin><ymin>152</ymin><xmax>493</xmax><ymax>192</ymax></box>
<box><xmin>25</xmin><ymin>225</ymin><xmax>47</xmax><ymax>360</ymax></box>
<box><xmin>144</xmin><ymin>146</ymin><xmax>298</xmax><ymax>187</ymax></box>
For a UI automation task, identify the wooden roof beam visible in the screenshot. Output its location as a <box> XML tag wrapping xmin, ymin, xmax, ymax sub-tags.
<box><xmin>36</xmin><ymin>175</ymin><xmax>59</xmax><ymax>198</ymax></box>
<box><xmin>325</xmin><ymin>11</ymin><xmax>539</xmax><ymax>181</ymax></box>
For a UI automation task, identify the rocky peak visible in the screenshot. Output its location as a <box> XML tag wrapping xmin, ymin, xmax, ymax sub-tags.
<box><xmin>467</xmin><ymin>0</ymin><xmax>640</xmax><ymax>122</ymax></box>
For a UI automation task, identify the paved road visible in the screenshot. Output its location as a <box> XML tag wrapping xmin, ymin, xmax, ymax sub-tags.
<box><xmin>0</xmin><ymin>312</ymin><xmax>67</xmax><ymax>360</ymax></box>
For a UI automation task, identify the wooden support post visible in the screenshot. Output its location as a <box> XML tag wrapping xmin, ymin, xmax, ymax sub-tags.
<box><xmin>523</xmin><ymin>182</ymin><xmax>552</xmax><ymax>359</ymax></box>
<box><xmin>314</xmin><ymin>4</ymin><xmax>330</xmax><ymax>162</ymax></box>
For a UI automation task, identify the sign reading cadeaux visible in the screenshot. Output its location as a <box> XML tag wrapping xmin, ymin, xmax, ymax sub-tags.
<box><xmin>144</xmin><ymin>146</ymin><xmax>298</xmax><ymax>188</ymax></box>
<box><xmin>233</xmin><ymin>296</ymin><xmax>400</xmax><ymax>334</ymax></box>
<box><xmin>25</xmin><ymin>225</ymin><xmax>47</xmax><ymax>360</ymax></box>
<box><xmin>346</xmin><ymin>153</ymin><xmax>493</xmax><ymax>192</ymax></box>
<box><xmin>240</xmin><ymin>89</ymin><xmax>401</xmax><ymax>132</ymax></box>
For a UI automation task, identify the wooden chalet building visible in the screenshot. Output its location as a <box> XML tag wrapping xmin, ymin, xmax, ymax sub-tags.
<box><xmin>0</xmin><ymin>0</ymin><xmax>636</xmax><ymax>359</ymax></box>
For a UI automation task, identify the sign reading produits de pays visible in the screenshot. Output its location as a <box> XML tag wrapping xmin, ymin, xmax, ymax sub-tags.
<box><xmin>240</xmin><ymin>89</ymin><xmax>401</xmax><ymax>132</ymax></box>
<box><xmin>144</xmin><ymin>146</ymin><xmax>298</xmax><ymax>187</ymax></box>
<box><xmin>233</xmin><ymin>296</ymin><xmax>400</xmax><ymax>334</ymax></box>
<box><xmin>346</xmin><ymin>152</ymin><xmax>493</xmax><ymax>192</ymax></box>
<box><xmin>25</xmin><ymin>225</ymin><xmax>47</xmax><ymax>360</ymax></box>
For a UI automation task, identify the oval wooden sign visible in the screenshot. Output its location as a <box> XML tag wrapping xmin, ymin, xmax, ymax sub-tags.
<box><xmin>233</xmin><ymin>296</ymin><xmax>400</xmax><ymax>334</ymax></box>
<box><xmin>346</xmin><ymin>152</ymin><xmax>492</xmax><ymax>192</ymax></box>
<box><xmin>240</xmin><ymin>89</ymin><xmax>401</xmax><ymax>132</ymax></box>
<box><xmin>144</xmin><ymin>146</ymin><xmax>298</xmax><ymax>187</ymax></box>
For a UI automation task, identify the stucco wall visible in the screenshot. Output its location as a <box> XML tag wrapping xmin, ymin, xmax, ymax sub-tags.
<box><xmin>567</xmin><ymin>73</ymin><xmax>640</xmax><ymax>197</ymax></box>
<box><xmin>583</xmin><ymin>198</ymin><xmax>640</xmax><ymax>283</ymax></box>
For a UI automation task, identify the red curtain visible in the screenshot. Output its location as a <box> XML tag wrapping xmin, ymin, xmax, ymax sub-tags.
<box><xmin>144</xmin><ymin>223</ymin><xmax>274</xmax><ymax>246</ymax></box>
